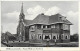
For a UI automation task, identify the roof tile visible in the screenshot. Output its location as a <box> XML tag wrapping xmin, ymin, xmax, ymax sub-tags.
<box><xmin>24</xmin><ymin>13</ymin><xmax>72</xmax><ymax>26</ymax></box>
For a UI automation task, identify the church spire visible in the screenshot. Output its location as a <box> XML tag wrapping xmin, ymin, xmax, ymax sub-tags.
<box><xmin>20</xmin><ymin>2</ymin><xmax>24</xmax><ymax>14</ymax></box>
<box><xmin>19</xmin><ymin>2</ymin><xmax>25</xmax><ymax>20</ymax></box>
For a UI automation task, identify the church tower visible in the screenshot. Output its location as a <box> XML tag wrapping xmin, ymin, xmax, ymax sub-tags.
<box><xmin>17</xmin><ymin>3</ymin><xmax>25</xmax><ymax>41</ymax></box>
<box><xmin>19</xmin><ymin>3</ymin><xmax>25</xmax><ymax>21</ymax></box>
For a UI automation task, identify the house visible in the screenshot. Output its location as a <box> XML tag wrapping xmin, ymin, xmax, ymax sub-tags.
<box><xmin>1</xmin><ymin>31</ymin><xmax>17</xmax><ymax>42</ymax></box>
<box><xmin>17</xmin><ymin>3</ymin><xmax>72</xmax><ymax>43</ymax></box>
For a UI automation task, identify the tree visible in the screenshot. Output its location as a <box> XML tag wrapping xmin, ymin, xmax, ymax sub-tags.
<box><xmin>70</xmin><ymin>33</ymin><xmax>79</xmax><ymax>42</ymax></box>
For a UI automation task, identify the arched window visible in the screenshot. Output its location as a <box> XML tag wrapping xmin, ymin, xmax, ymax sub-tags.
<box><xmin>53</xmin><ymin>36</ymin><xmax>56</xmax><ymax>39</ymax></box>
<box><xmin>45</xmin><ymin>35</ymin><xmax>50</xmax><ymax>39</ymax></box>
<box><xmin>40</xmin><ymin>36</ymin><xmax>41</xmax><ymax>39</ymax></box>
<box><xmin>65</xmin><ymin>36</ymin><xmax>67</xmax><ymax>39</ymax></box>
<box><xmin>38</xmin><ymin>35</ymin><xmax>42</xmax><ymax>39</ymax></box>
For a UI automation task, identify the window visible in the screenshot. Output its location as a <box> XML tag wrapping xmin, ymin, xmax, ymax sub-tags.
<box><xmin>31</xmin><ymin>26</ymin><xmax>35</xmax><ymax>29</ymax></box>
<box><xmin>68</xmin><ymin>35</ymin><xmax>70</xmax><ymax>39</ymax></box>
<box><xmin>37</xmin><ymin>24</ymin><xmax>41</xmax><ymax>29</ymax></box>
<box><xmin>61</xmin><ymin>34</ymin><xmax>63</xmax><ymax>39</ymax></box>
<box><xmin>31</xmin><ymin>34</ymin><xmax>35</xmax><ymax>39</ymax></box>
<box><xmin>40</xmin><ymin>36</ymin><xmax>41</xmax><ymax>39</ymax></box>
<box><xmin>63</xmin><ymin>24</ymin><xmax>69</xmax><ymax>30</ymax></box>
<box><xmin>38</xmin><ymin>35</ymin><xmax>42</xmax><ymax>39</ymax></box>
<box><xmin>47</xmin><ymin>25</ymin><xmax>51</xmax><ymax>28</ymax></box>
<box><xmin>65</xmin><ymin>35</ymin><xmax>68</xmax><ymax>39</ymax></box>
<box><xmin>53</xmin><ymin>36</ymin><xmax>56</xmax><ymax>39</ymax></box>
<box><xmin>62</xmin><ymin>17</ymin><xmax>66</xmax><ymax>21</ymax></box>
<box><xmin>41</xmin><ymin>25</ymin><xmax>43</xmax><ymax>28</ymax></box>
<box><xmin>45</xmin><ymin>35</ymin><xmax>50</xmax><ymax>39</ymax></box>
<box><xmin>43</xmin><ymin>35</ymin><xmax>51</xmax><ymax>40</ymax></box>
<box><xmin>65</xmin><ymin>36</ymin><xmax>67</xmax><ymax>39</ymax></box>
<box><xmin>57</xmin><ymin>35</ymin><xmax>59</xmax><ymax>39</ymax></box>
<box><xmin>30</xmin><ymin>25</ymin><xmax>35</xmax><ymax>31</ymax></box>
<box><xmin>51</xmin><ymin>25</ymin><xmax>55</xmax><ymax>28</ymax></box>
<box><xmin>43</xmin><ymin>25</ymin><xmax>46</xmax><ymax>28</ymax></box>
<box><xmin>31</xmin><ymin>35</ymin><xmax>33</xmax><ymax>39</ymax></box>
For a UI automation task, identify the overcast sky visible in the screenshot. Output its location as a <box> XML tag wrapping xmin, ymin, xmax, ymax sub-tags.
<box><xmin>1</xmin><ymin>1</ymin><xmax>78</xmax><ymax>35</ymax></box>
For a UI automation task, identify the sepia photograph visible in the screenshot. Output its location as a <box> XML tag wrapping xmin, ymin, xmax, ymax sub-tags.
<box><xmin>1</xmin><ymin>1</ymin><xmax>79</xmax><ymax>47</ymax></box>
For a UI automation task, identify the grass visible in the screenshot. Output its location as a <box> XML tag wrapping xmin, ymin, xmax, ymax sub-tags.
<box><xmin>4</xmin><ymin>42</ymin><xmax>79</xmax><ymax>47</ymax></box>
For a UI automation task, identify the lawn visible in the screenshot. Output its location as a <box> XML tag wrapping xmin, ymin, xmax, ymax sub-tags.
<box><xmin>3</xmin><ymin>42</ymin><xmax>78</xmax><ymax>47</ymax></box>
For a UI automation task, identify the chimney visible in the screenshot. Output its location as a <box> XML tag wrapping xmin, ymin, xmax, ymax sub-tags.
<box><xmin>41</xmin><ymin>13</ymin><xmax>44</xmax><ymax>15</ymax></box>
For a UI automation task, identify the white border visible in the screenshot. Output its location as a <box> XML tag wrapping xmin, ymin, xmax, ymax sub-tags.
<box><xmin>0</xmin><ymin>0</ymin><xmax>80</xmax><ymax>51</ymax></box>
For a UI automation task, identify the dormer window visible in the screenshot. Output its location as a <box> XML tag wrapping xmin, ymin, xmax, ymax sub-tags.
<box><xmin>58</xmin><ymin>14</ymin><xmax>66</xmax><ymax>21</ymax></box>
<box><xmin>62</xmin><ymin>17</ymin><xmax>66</xmax><ymax>21</ymax></box>
<box><xmin>41</xmin><ymin>13</ymin><xmax>44</xmax><ymax>15</ymax></box>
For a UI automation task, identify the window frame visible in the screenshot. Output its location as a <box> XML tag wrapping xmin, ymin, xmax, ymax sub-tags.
<box><xmin>38</xmin><ymin>34</ymin><xmax>42</xmax><ymax>39</ymax></box>
<box><xmin>51</xmin><ymin>24</ymin><xmax>55</xmax><ymax>28</ymax></box>
<box><xmin>47</xmin><ymin>25</ymin><xmax>51</xmax><ymax>28</ymax></box>
<box><xmin>43</xmin><ymin>35</ymin><xmax>51</xmax><ymax>40</ymax></box>
<box><xmin>43</xmin><ymin>25</ymin><xmax>46</xmax><ymax>28</ymax></box>
<box><xmin>37</xmin><ymin>24</ymin><xmax>41</xmax><ymax>29</ymax></box>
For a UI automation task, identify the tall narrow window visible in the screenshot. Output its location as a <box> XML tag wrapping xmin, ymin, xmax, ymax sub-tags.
<box><xmin>31</xmin><ymin>35</ymin><xmax>33</xmax><ymax>39</ymax></box>
<box><xmin>65</xmin><ymin>36</ymin><xmax>67</xmax><ymax>39</ymax></box>
<box><xmin>38</xmin><ymin>35</ymin><xmax>42</xmax><ymax>39</ymax></box>
<box><xmin>68</xmin><ymin>35</ymin><xmax>70</xmax><ymax>39</ymax></box>
<box><xmin>40</xmin><ymin>36</ymin><xmax>41</xmax><ymax>39</ymax></box>
<box><xmin>41</xmin><ymin>25</ymin><xmax>43</xmax><ymax>28</ymax></box>
<box><xmin>61</xmin><ymin>34</ymin><xmax>63</xmax><ymax>39</ymax></box>
<box><xmin>65</xmin><ymin>35</ymin><xmax>68</xmax><ymax>39</ymax></box>
<box><xmin>31</xmin><ymin>34</ymin><xmax>35</xmax><ymax>39</ymax></box>
<box><xmin>57</xmin><ymin>35</ymin><xmax>59</xmax><ymax>39</ymax></box>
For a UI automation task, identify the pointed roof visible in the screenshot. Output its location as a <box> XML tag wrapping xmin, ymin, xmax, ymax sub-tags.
<box><xmin>19</xmin><ymin>2</ymin><xmax>25</xmax><ymax>19</ymax></box>
<box><xmin>24</xmin><ymin>13</ymin><xmax>72</xmax><ymax>26</ymax></box>
<box><xmin>20</xmin><ymin>2</ymin><xmax>24</xmax><ymax>14</ymax></box>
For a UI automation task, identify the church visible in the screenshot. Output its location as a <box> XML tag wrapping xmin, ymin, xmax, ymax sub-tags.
<box><xmin>17</xmin><ymin>3</ymin><xmax>72</xmax><ymax>43</ymax></box>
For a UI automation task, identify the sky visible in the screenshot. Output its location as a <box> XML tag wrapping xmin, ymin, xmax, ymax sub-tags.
<box><xmin>1</xmin><ymin>1</ymin><xmax>79</xmax><ymax>35</ymax></box>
